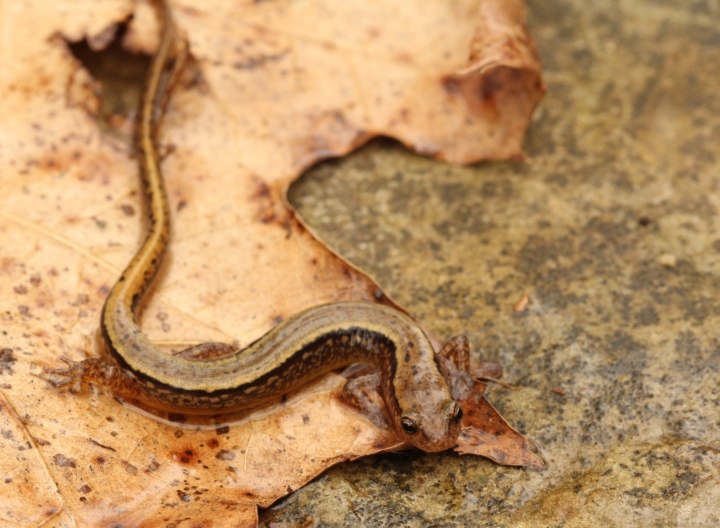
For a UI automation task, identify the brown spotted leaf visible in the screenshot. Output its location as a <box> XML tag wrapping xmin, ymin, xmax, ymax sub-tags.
<box><xmin>0</xmin><ymin>0</ymin><xmax>543</xmax><ymax>525</ymax></box>
<box><xmin>455</xmin><ymin>382</ymin><xmax>545</xmax><ymax>470</ymax></box>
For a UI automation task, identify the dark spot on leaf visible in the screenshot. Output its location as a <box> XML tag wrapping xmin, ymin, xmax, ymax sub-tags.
<box><xmin>0</xmin><ymin>349</ymin><xmax>14</xmax><ymax>375</ymax></box>
<box><xmin>177</xmin><ymin>490</ymin><xmax>192</xmax><ymax>502</ymax></box>
<box><xmin>215</xmin><ymin>425</ymin><xmax>230</xmax><ymax>435</ymax></box>
<box><xmin>216</xmin><ymin>450</ymin><xmax>235</xmax><ymax>461</ymax></box>
<box><xmin>120</xmin><ymin>204</ymin><xmax>135</xmax><ymax>216</ymax></box>
<box><xmin>53</xmin><ymin>454</ymin><xmax>77</xmax><ymax>468</ymax></box>
<box><xmin>168</xmin><ymin>412</ymin><xmax>187</xmax><ymax>423</ymax></box>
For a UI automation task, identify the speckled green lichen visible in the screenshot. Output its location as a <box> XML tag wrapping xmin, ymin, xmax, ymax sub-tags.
<box><xmin>263</xmin><ymin>0</ymin><xmax>720</xmax><ymax>525</ymax></box>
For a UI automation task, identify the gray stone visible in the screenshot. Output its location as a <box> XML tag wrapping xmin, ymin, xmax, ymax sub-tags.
<box><xmin>264</xmin><ymin>0</ymin><xmax>720</xmax><ymax>525</ymax></box>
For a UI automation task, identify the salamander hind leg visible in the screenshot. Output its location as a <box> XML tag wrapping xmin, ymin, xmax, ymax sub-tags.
<box><xmin>42</xmin><ymin>357</ymin><xmax>146</xmax><ymax>402</ymax></box>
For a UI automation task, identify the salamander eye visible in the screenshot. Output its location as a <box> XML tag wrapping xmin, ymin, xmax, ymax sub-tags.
<box><xmin>451</xmin><ymin>403</ymin><xmax>463</xmax><ymax>423</ymax></box>
<box><xmin>400</xmin><ymin>414</ymin><xmax>419</xmax><ymax>435</ymax></box>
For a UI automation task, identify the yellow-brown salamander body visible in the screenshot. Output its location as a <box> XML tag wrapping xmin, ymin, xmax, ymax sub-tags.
<box><xmin>45</xmin><ymin>0</ymin><xmax>469</xmax><ymax>453</ymax></box>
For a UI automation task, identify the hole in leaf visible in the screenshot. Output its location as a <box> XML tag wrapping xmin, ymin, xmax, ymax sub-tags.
<box><xmin>66</xmin><ymin>18</ymin><xmax>150</xmax><ymax>132</ymax></box>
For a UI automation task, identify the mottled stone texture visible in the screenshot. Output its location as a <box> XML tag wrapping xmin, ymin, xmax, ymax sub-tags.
<box><xmin>263</xmin><ymin>0</ymin><xmax>720</xmax><ymax>526</ymax></box>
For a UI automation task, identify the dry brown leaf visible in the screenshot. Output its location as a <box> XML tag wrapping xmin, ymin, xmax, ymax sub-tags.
<box><xmin>455</xmin><ymin>382</ymin><xmax>544</xmax><ymax>469</ymax></box>
<box><xmin>0</xmin><ymin>0</ymin><xmax>543</xmax><ymax>524</ymax></box>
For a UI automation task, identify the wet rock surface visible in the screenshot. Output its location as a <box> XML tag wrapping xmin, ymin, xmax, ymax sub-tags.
<box><xmin>265</xmin><ymin>0</ymin><xmax>720</xmax><ymax>525</ymax></box>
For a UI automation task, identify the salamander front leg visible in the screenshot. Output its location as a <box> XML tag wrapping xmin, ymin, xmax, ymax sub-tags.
<box><xmin>437</xmin><ymin>335</ymin><xmax>471</xmax><ymax>371</ymax></box>
<box><xmin>340</xmin><ymin>370</ymin><xmax>392</xmax><ymax>430</ymax></box>
<box><xmin>436</xmin><ymin>335</ymin><xmax>508</xmax><ymax>396</ymax></box>
<box><xmin>436</xmin><ymin>335</ymin><xmax>475</xmax><ymax>401</ymax></box>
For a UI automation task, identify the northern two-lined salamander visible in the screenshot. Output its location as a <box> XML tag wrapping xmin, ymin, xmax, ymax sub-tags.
<box><xmin>44</xmin><ymin>0</ymin><xmax>472</xmax><ymax>453</ymax></box>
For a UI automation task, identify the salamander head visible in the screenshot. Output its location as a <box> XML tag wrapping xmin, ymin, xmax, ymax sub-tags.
<box><xmin>395</xmin><ymin>396</ymin><xmax>463</xmax><ymax>452</ymax></box>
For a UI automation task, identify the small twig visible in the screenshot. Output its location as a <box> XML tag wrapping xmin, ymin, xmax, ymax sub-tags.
<box><xmin>476</xmin><ymin>376</ymin><xmax>522</xmax><ymax>391</ymax></box>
